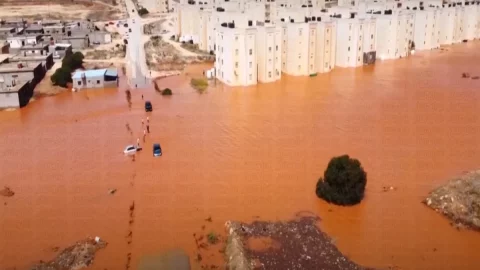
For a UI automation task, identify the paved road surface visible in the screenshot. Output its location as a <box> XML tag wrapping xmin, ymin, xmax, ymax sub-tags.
<box><xmin>124</xmin><ymin>0</ymin><xmax>150</xmax><ymax>89</ymax></box>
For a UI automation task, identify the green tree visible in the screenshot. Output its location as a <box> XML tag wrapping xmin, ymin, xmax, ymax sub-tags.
<box><xmin>62</xmin><ymin>51</ymin><xmax>84</xmax><ymax>70</ymax></box>
<box><xmin>51</xmin><ymin>67</ymin><xmax>72</xmax><ymax>87</ymax></box>
<box><xmin>138</xmin><ymin>7</ymin><xmax>149</xmax><ymax>16</ymax></box>
<box><xmin>162</xmin><ymin>88</ymin><xmax>172</xmax><ymax>95</ymax></box>
<box><xmin>315</xmin><ymin>155</ymin><xmax>367</xmax><ymax>206</ymax></box>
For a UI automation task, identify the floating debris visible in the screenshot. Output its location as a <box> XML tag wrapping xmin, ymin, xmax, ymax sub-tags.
<box><xmin>0</xmin><ymin>186</ymin><xmax>15</xmax><ymax>197</ymax></box>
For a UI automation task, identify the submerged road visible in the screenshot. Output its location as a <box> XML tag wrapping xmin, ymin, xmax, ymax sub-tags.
<box><xmin>124</xmin><ymin>0</ymin><xmax>150</xmax><ymax>89</ymax></box>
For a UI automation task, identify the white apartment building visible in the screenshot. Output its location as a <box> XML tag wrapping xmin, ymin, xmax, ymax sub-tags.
<box><xmin>453</xmin><ymin>5</ymin><xmax>465</xmax><ymax>43</ymax></box>
<box><xmin>178</xmin><ymin>4</ymin><xmax>201</xmax><ymax>42</ymax></box>
<box><xmin>315</xmin><ymin>20</ymin><xmax>337</xmax><ymax>73</ymax></box>
<box><xmin>280</xmin><ymin>21</ymin><xmax>316</xmax><ymax>76</ymax></box>
<box><xmin>463</xmin><ymin>3</ymin><xmax>478</xmax><ymax>40</ymax></box>
<box><xmin>256</xmin><ymin>24</ymin><xmax>282</xmax><ymax>83</ymax></box>
<box><xmin>375</xmin><ymin>11</ymin><xmax>413</xmax><ymax>60</ymax></box>
<box><xmin>413</xmin><ymin>9</ymin><xmax>437</xmax><ymax>50</ymax></box>
<box><xmin>215</xmin><ymin>23</ymin><xmax>257</xmax><ymax>86</ymax></box>
<box><xmin>477</xmin><ymin>2</ymin><xmax>480</xmax><ymax>38</ymax></box>
<box><xmin>439</xmin><ymin>5</ymin><xmax>456</xmax><ymax>45</ymax></box>
<box><xmin>335</xmin><ymin>17</ymin><xmax>377</xmax><ymax>68</ymax></box>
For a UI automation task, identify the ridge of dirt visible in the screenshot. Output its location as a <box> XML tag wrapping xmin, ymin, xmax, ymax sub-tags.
<box><xmin>424</xmin><ymin>170</ymin><xmax>480</xmax><ymax>231</ymax></box>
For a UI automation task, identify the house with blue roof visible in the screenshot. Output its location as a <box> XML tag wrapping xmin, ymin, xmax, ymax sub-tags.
<box><xmin>72</xmin><ymin>68</ymin><xmax>118</xmax><ymax>90</ymax></box>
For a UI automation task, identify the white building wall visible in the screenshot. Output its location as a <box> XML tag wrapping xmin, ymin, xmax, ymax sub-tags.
<box><xmin>453</xmin><ymin>6</ymin><xmax>465</xmax><ymax>43</ymax></box>
<box><xmin>439</xmin><ymin>6</ymin><xmax>455</xmax><ymax>45</ymax></box>
<box><xmin>215</xmin><ymin>26</ymin><xmax>257</xmax><ymax>86</ymax></box>
<box><xmin>0</xmin><ymin>92</ymin><xmax>20</xmax><ymax>108</ymax></box>
<box><xmin>256</xmin><ymin>25</ymin><xmax>282</xmax><ymax>83</ymax></box>
<box><xmin>375</xmin><ymin>15</ymin><xmax>398</xmax><ymax>60</ymax></box>
<box><xmin>315</xmin><ymin>21</ymin><xmax>336</xmax><ymax>73</ymax></box>
<box><xmin>463</xmin><ymin>5</ymin><xmax>478</xmax><ymax>40</ymax></box>
<box><xmin>335</xmin><ymin>18</ymin><xmax>374</xmax><ymax>67</ymax></box>
<box><xmin>179</xmin><ymin>5</ymin><xmax>201</xmax><ymax>42</ymax></box>
<box><xmin>281</xmin><ymin>22</ymin><xmax>311</xmax><ymax>76</ymax></box>
<box><xmin>413</xmin><ymin>10</ymin><xmax>435</xmax><ymax>50</ymax></box>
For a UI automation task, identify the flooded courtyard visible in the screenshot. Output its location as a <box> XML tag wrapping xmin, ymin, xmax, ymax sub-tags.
<box><xmin>1</xmin><ymin>42</ymin><xmax>480</xmax><ymax>270</ymax></box>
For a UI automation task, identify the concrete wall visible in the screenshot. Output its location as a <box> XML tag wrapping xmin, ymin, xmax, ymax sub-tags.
<box><xmin>256</xmin><ymin>25</ymin><xmax>282</xmax><ymax>83</ymax></box>
<box><xmin>73</xmin><ymin>74</ymin><xmax>105</xmax><ymax>89</ymax></box>
<box><xmin>0</xmin><ymin>91</ymin><xmax>19</xmax><ymax>108</ymax></box>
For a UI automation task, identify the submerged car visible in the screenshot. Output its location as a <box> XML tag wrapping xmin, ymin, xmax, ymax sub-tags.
<box><xmin>145</xmin><ymin>101</ymin><xmax>152</xmax><ymax>112</ymax></box>
<box><xmin>153</xmin><ymin>143</ymin><xmax>162</xmax><ymax>157</ymax></box>
<box><xmin>124</xmin><ymin>145</ymin><xmax>138</xmax><ymax>155</ymax></box>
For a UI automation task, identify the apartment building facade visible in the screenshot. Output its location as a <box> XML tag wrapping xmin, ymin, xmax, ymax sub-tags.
<box><xmin>256</xmin><ymin>24</ymin><xmax>282</xmax><ymax>83</ymax></box>
<box><xmin>413</xmin><ymin>9</ymin><xmax>436</xmax><ymax>50</ymax></box>
<box><xmin>215</xmin><ymin>24</ymin><xmax>257</xmax><ymax>86</ymax></box>
<box><xmin>315</xmin><ymin>21</ymin><xmax>337</xmax><ymax>73</ymax></box>
<box><xmin>335</xmin><ymin>17</ymin><xmax>376</xmax><ymax>67</ymax></box>
<box><xmin>439</xmin><ymin>5</ymin><xmax>456</xmax><ymax>45</ymax></box>
<box><xmin>280</xmin><ymin>21</ymin><xmax>315</xmax><ymax>76</ymax></box>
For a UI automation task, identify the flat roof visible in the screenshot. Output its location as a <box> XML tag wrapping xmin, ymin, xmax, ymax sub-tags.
<box><xmin>53</xmin><ymin>43</ymin><xmax>72</xmax><ymax>47</ymax></box>
<box><xmin>0</xmin><ymin>54</ymin><xmax>12</xmax><ymax>63</ymax></box>
<box><xmin>105</xmin><ymin>69</ymin><xmax>118</xmax><ymax>77</ymax></box>
<box><xmin>0</xmin><ymin>81</ymin><xmax>29</xmax><ymax>93</ymax></box>
<box><xmin>0</xmin><ymin>61</ymin><xmax>42</xmax><ymax>72</ymax></box>
<box><xmin>43</xmin><ymin>25</ymin><xmax>65</xmax><ymax>28</ymax></box>
<box><xmin>0</xmin><ymin>27</ymin><xmax>15</xmax><ymax>31</ymax></box>
<box><xmin>26</xmin><ymin>25</ymin><xmax>43</xmax><ymax>30</ymax></box>
<box><xmin>72</xmin><ymin>69</ymin><xmax>107</xmax><ymax>79</ymax></box>
<box><xmin>9</xmin><ymin>54</ymin><xmax>52</xmax><ymax>61</ymax></box>
<box><xmin>20</xmin><ymin>43</ymin><xmax>47</xmax><ymax>49</ymax></box>
<box><xmin>7</xmin><ymin>35</ymin><xmax>41</xmax><ymax>40</ymax></box>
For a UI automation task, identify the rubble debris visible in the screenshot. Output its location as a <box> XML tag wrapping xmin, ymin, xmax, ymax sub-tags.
<box><xmin>423</xmin><ymin>170</ymin><xmax>480</xmax><ymax>231</ymax></box>
<box><xmin>225</xmin><ymin>215</ymin><xmax>375</xmax><ymax>270</ymax></box>
<box><xmin>31</xmin><ymin>238</ymin><xmax>107</xmax><ymax>270</ymax></box>
<box><xmin>0</xmin><ymin>186</ymin><xmax>15</xmax><ymax>197</ymax></box>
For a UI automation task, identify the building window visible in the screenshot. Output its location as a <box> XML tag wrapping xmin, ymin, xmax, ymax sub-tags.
<box><xmin>358</xmin><ymin>46</ymin><xmax>361</xmax><ymax>51</ymax></box>
<box><xmin>268</xmin><ymin>47</ymin><xmax>272</xmax><ymax>52</ymax></box>
<box><xmin>78</xmin><ymin>81</ymin><xmax>81</xmax><ymax>85</ymax></box>
<box><xmin>325</xmin><ymin>62</ymin><xmax>328</xmax><ymax>68</ymax></box>
<box><xmin>276</xmin><ymin>69</ymin><xmax>279</xmax><ymax>76</ymax></box>
<box><xmin>298</xmin><ymin>65</ymin><xmax>301</xmax><ymax>70</ymax></box>
<box><xmin>299</xmin><ymin>29</ymin><xmax>302</xmax><ymax>36</ymax></box>
<box><xmin>249</xmin><ymin>49</ymin><xmax>252</xmax><ymax>55</ymax></box>
<box><xmin>371</xmin><ymin>34</ymin><xmax>373</xmax><ymax>39</ymax></box>
<box><xmin>268</xmin><ymin>71</ymin><xmax>272</xmax><ymax>78</ymax></box>
<box><xmin>310</xmin><ymin>64</ymin><xmax>313</xmax><ymax>69</ymax></box>
<box><xmin>349</xmin><ymin>36</ymin><xmax>351</xmax><ymax>41</ymax></box>
<box><xmin>235</xmin><ymin>36</ymin><xmax>238</xmax><ymax>41</ymax></box>
<box><xmin>97</xmin><ymin>80</ymin><xmax>100</xmax><ymax>84</ymax></box>
<box><xmin>358</xmin><ymin>57</ymin><xmax>360</xmax><ymax>62</ymax></box>
<box><xmin>235</xmin><ymin>62</ymin><xmax>238</xmax><ymax>68</ymax></box>
<box><xmin>348</xmin><ymin>47</ymin><xmax>350</xmax><ymax>51</ymax></box>
<box><xmin>249</xmin><ymin>62</ymin><xmax>252</xmax><ymax>68</ymax></box>
<box><xmin>276</xmin><ymin>45</ymin><xmax>278</xmax><ymax>51</ymax></box>
<box><xmin>235</xmin><ymin>49</ymin><xmax>238</xmax><ymax>55</ymax></box>
<box><xmin>249</xmin><ymin>74</ymin><xmax>252</xmax><ymax>80</ymax></box>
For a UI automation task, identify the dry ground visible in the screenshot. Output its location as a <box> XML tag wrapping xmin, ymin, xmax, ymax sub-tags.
<box><xmin>0</xmin><ymin>0</ymin><xmax>126</xmax><ymax>21</ymax></box>
<box><xmin>424</xmin><ymin>170</ymin><xmax>480</xmax><ymax>230</ymax></box>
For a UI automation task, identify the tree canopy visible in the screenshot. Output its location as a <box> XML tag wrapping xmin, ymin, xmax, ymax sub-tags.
<box><xmin>62</xmin><ymin>51</ymin><xmax>84</xmax><ymax>70</ymax></box>
<box><xmin>315</xmin><ymin>155</ymin><xmax>367</xmax><ymax>206</ymax></box>
<box><xmin>51</xmin><ymin>67</ymin><xmax>72</xmax><ymax>87</ymax></box>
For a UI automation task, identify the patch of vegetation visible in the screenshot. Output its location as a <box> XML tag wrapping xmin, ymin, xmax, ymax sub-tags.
<box><xmin>207</xmin><ymin>232</ymin><xmax>219</xmax><ymax>245</ymax></box>
<box><xmin>138</xmin><ymin>7</ymin><xmax>149</xmax><ymax>17</ymax></box>
<box><xmin>151</xmin><ymin>35</ymin><xmax>162</xmax><ymax>46</ymax></box>
<box><xmin>51</xmin><ymin>67</ymin><xmax>72</xmax><ymax>87</ymax></box>
<box><xmin>315</xmin><ymin>155</ymin><xmax>367</xmax><ymax>206</ymax></box>
<box><xmin>162</xmin><ymin>88</ymin><xmax>172</xmax><ymax>95</ymax></box>
<box><xmin>62</xmin><ymin>52</ymin><xmax>84</xmax><ymax>70</ymax></box>
<box><xmin>190</xmin><ymin>78</ymin><xmax>208</xmax><ymax>93</ymax></box>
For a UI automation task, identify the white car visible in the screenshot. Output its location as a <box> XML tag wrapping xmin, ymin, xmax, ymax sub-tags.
<box><xmin>124</xmin><ymin>145</ymin><xmax>138</xmax><ymax>155</ymax></box>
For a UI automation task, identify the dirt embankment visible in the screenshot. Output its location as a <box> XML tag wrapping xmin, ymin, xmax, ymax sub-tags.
<box><xmin>225</xmin><ymin>214</ymin><xmax>375</xmax><ymax>270</ymax></box>
<box><xmin>85</xmin><ymin>45</ymin><xmax>126</xmax><ymax>60</ymax></box>
<box><xmin>424</xmin><ymin>170</ymin><xmax>480</xmax><ymax>230</ymax></box>
<box><xmin>31</xmin><ymin>237</ymin><xmax>108</xmax><ymax>270</ymax></box>
<box><xmin>145</xmin><ymin>36</ymin><xmax>213</xmax><ymax>73</ymax></box>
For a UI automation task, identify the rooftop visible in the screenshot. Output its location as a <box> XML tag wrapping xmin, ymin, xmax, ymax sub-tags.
<box><xmin>72</xmin><ymin>69</ymin><xmax>107</xmax><ymax>79</ymax></box>
<box><xmin>0</xmin><ymin>27</ymin><xmax>15</xmax><ymax>32</ymax></box>
<box><xmin>9</xmin><ymin>53</ymin><xmax>52</xmax><ymax>62</ymax></box>
<box><xmin>0</xmin><ymin>81</ymin><xmax>29</xmax><ymax>93</ymax></box>
<box><xmin>43</xmin><ymin>25</ymin><xmax>65</xmax><ymax>29</ymax></box>
<box><xmin>26</xmin><ymin>25</ymin><xmax>44</xmax><ymax>31</ymax></box>
<box><xmin>0</xmin><ymin>61</ymin><xmax>42</xmax><ymax>73</ymax></box>
<box><xmin>20</xmin><ymin>43</ymin><xmax>48</xmax><ymax>49</ymax></box>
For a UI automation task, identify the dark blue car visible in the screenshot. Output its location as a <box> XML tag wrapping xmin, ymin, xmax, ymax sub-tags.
<box><xmin>153</xmin><ymin>143</ymin><xmax>162</xmax><ymax>157</ymax></box>
<box><xmin>145</xmin><ymin>101</ymin><xmax>152</xmax><ymax>112</ymax></box>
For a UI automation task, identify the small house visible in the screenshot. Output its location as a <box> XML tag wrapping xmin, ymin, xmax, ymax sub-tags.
<box><xmin>0</xmin><ymin>81</ymin><xmax>32</xmax><ymax>109</ymax></box>
<box><xmin>9</xmin><ymin>53</ymin><xmax>54</xmax><ymax>72</ymax></box>
<box><xmin>0</xmin><ymin>61</ymin><xmax>44</xmax><ymax>93</ymax></box>
<box><xmin>88</xmin><ymin>31</ymin><xmax>112</xmax><ymax>44</ymax></box>
<box><xmin>25</xmin><ymin>24</ymin><xmax>44</xmax><ymax>35</ymax></box>
<box><xmin>6</xmin><ymin>35</ymin><xmax>42</xmax><ymax>48</ymax></box>
<box><xmin>72</xmin><ymin>69</ymin><xmax>118</xmax><ymax>90</ymax></box>
<box><xmin>18</xmin><ymin>43</ymin><xmax>49</xmax><ymax>57</ymax></box>
<box><xmin>60</xmin><ymin>35</ymin><xmax>89</xmax><ymax>49</ymax></box>
<box><xmin>48</xmin><ymin>43</ymin><xmax>73</xmax><ymax>57</ymax></box>
<box><xmin>43</xmin><ymin>25</ymin><xmax>65</xmax><ymax>35</ymax></box>
<box><xmin>0</xmin><ymin>27</ymin><xmax>16</xmax><ymax>39</ymax></box>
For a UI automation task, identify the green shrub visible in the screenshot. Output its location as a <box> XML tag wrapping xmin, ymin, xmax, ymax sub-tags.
<box><xmin>138</xmin><ymin>7</ymin><xmax>149</xmax><ymax>16</ymax></box>
<box><xmin>62</xmin><ymin>51</ymin><xmax>84</xmax><ymax>70</ymax></box>
<box><xmin>51</xmin><ymin>67</ymin><xmax>72</xmax><ymax>87</ymax></box>
<box><xmin>190</xmin><ymin>78</ymin><xmax>208</xmax><ymax>92</ymax></box>
<box><xmin>315</xmin><ymin>155</ymin><xmax>367</xmax><ymax>206</ymax></box>
<box><xmin>162</xmin><ymin>88</ymin><xmax>172</xmax><ymax>95</ymax></box>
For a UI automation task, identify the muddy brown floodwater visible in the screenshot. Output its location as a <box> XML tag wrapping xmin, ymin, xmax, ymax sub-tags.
<box><xmin>1</xmin><ymin>43</ymin><xmax>480</xmax><ymax>270</ymax></box>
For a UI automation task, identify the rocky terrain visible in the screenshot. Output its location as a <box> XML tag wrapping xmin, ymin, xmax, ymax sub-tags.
<box><xmin>225</xmin><ymin>214</ymin><xmax>374</xmax><ymax>270</ymax></box>
<box><xmin>31</xmin><ymin>237</ymin><xmax>108</xmax><ymax>270</ymax></box>
<box><xmin>424</xmin><ymin>170</ymin><xmax>480</xmax><ymax>230</ymax></box>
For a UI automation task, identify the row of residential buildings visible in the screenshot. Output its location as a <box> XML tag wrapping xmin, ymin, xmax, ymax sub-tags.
<box><xmin>171</xmin><ymin>0</ymin><xmax>480</xmax><ymax>86</ymax></box>
<box><xmin>0</xmin><ymin>19</ymin><xmax>116</xmax><ymax>109</ymax></box>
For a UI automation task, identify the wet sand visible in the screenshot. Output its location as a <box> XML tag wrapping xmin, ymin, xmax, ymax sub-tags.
<box><xmin>1</xmin><ymin>42</ymin><xmax>480</xmax><ymax>270</ymax></box>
